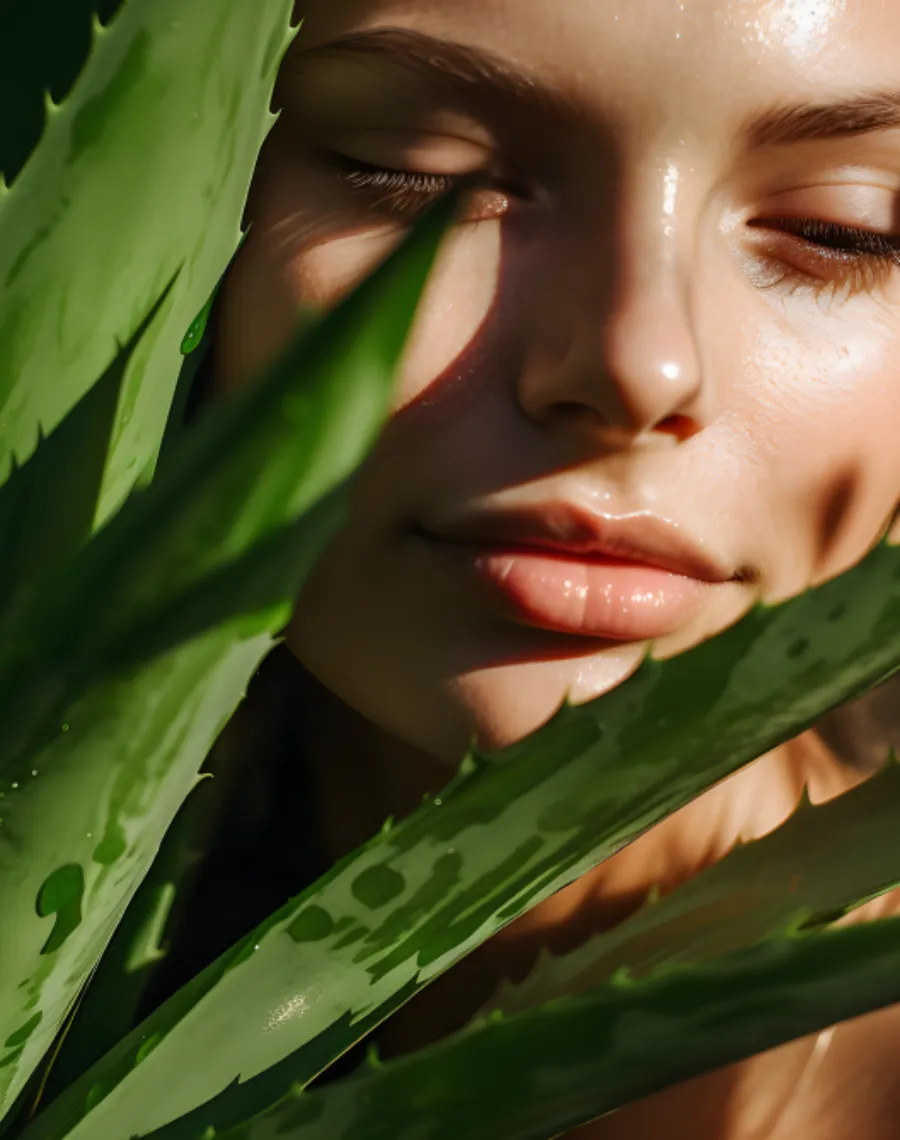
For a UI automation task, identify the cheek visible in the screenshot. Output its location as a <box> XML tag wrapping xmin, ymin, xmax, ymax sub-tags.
<box><xmin>733</xmin><ymin>305</ymin><xmax>900</xmax><ymax>582</ymax></box>
<box><xmin>215</xmin><ymin>226</ymin><xmax>401</xmax><ymax>396</ymax></box>
<box><xmin>229</xmin><ymin>216</ymin><xmax>506</xmax><ymax>411</ymax></box>
<box><xmin>215</xmin><ymin>133</ymin><xmax>506</xmax><ymax>410</ymax></box>
<box><xmin>391</xmin><ymin>220</ymin><xmax>505</xmax><ymax>410</ymax></box>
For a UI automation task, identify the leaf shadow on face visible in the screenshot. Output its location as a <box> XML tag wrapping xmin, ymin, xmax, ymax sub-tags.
<box><xmin>813</xmin><ymin>464</ymin><xmax>900</xmax><ymax>774</ymax></box>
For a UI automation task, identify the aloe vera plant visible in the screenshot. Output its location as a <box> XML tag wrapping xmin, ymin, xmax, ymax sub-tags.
<box><xmin>2</xmin><ymin>3</ymin><xmax>900</xmax><ymax>1140</ymax></box>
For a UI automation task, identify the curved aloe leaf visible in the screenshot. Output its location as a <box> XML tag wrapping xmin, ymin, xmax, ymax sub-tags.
<box><xmin>484</xmin><ymin>756</ymin><xmax>900</xmax><ymax>1017</ymax></box>
<box><xmin>0</xmin><ymin>627</ymin><xmax>272</xmax><ymax>1121</ymax></box>
<box><xmin>37</xmin><ymin>777</ymin><xmax>223</xmax><ymax>1101</ymax></box>
<box><xmin>0</xmin><ymin>283</ymin><xmax>173</xmax><ymax>627</ymax></box>
<box><xmin>218</xmin><ymin>916</ymin><xmax>900</xmax><ymax>1140</ymax></box>
<box><xmin>22</xmin><ymin>535</ymin><xmax>900</xmax><ymax>1140</ymax></box>
<box><xmin>0</xmin><ymin>0</ymin><xmax>296</xmax><ymax>521</ymax></box>
<box><xmin>0</xmin><ymin>191</ymin><xmax>454</xmax><ymax>1120</ymax></box>
<box><xmin>0</xmin><ymin>1</ymin><xmax>123</xmax><ymax>184</ymax></box>
<box><xmin>0</xmin><ymin>192</ymin><xmax>457</xmax><ymax>773</ymax></box>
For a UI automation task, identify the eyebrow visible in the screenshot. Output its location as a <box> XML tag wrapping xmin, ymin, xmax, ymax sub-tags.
<box><xmin>295</xmin><ymin>27</ymin><xmax>900</xmax><ymax>151</ymax></box>
<box><xmin>743</xmin><ymin>91</ymin><xmax>900</xmax><ymax>148</ymax></box>
<box><xmin>292</xmin><ymin>27</ymin><xmax>580</xmax><ymax>123</ymax></box>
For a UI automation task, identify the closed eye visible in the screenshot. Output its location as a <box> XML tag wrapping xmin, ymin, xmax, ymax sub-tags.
<box><xmin>334</xmin><ymin>155</ymin><xmax>455</xmax><ymax>203</ymax></box>
<box><xmin>748</xmin><ymin>216</ymin><xmax>900</xmax><ymax>297</ymax></box>
<box><xmin>327</xmin><ymin>153</ymin><xmax>513</xmax><ymax>221</ymax></box>
<box><xmin>751</xmin><ymin>217</ymin><xmax>900</xmax><ymax>263</ymax></box>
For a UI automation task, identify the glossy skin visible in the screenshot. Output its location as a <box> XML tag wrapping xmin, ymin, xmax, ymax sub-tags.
<box><xmin>214</xmin><ymin>1</ymin><xmax>900</xmax><ymax>1136</ymax></box>
<box><xmin>219</xmin><ymin>0</ymin><xmax>900</xmax><ymax>763</ymax></box>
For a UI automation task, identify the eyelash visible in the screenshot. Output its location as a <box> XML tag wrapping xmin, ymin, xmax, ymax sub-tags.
<box><xmin>748</xmin><ymin>216</ymin><xmax>900</xmax><ymax>297</ymax></box>
<box><xmin>331</xmin><ymin>157</ymin><xmax>900</xmax><ymax>296</ymax></box>
<box><xmin>332</xmin><ymin>155</ymin><xmax>460</xmax><ymax>215</ymax></box>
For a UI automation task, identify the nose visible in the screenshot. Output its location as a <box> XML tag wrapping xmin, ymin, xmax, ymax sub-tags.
<box><xmin>517</xmin><ymin>217</ymin><xmax>705</xmax><ymax>443</ymax></box>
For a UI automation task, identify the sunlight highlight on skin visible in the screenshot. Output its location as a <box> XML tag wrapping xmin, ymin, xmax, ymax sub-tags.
<box><xmin>749</xmin><ymin>0</ymin><xmax>849</xmax><ymax>52</ymax></box>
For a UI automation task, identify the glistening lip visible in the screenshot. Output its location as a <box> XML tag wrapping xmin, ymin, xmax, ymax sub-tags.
<box><xmin>416</xmin><ymin>504</ymin><xmax>735</xmax><ymax>640</ymax></box>
<box><xmin>421</xmin><ymin>501</ymin><xmax>735</xmax><ymax>583</ymax></box>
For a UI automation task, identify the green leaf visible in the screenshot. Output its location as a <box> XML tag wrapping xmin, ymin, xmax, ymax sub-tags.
<box><xmin>0</xmin><ymin>281</ymin><xmax>173</xmax><ymax>626</ymax></box>
<box><xmin>0</xmin><ymin>629</ymin><xmax>273</xmax><ymax>1121</ymax></box>
<box><xmin>212</xmin><ymin>916</ymin><xmax>900</xmax><ymax>1140</ymax></box>
<box><xmin>483</xmin><ymin>756</ymin><xmax>900</xmax><ymax>1017</ymax></box>
<box><xmin>0</xmin><ymin>1</ymin><xmax>124</xmax><ymax>183</ymax></box>
<box><xmin>0</xmin><ymin>0</ymin><xmax>297</xmax><ymax>522</ymax></box>
<box><xmin>37</xmin><ymin>778</ymin><xmax>223</xmax><ymax>1101</ymax></box>
<box><xmin>0</xmin><ymin>190</ymin><xmax>458</xmax><ymax>776</ymax></box>
<box><xmin>0</xmin><ymin>189</ymin><xmax>454</xmax><ymax>1124</ymax></box>
<box><xmin>23</xmin><ymin>535</ymin><xmax>900</xmax><ymax>1140</ymax></box>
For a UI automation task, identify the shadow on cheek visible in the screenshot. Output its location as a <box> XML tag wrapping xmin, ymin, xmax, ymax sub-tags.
<box><xmin>814</xmin><ymin>464</ymin><xmax>863</xmax><ymax>571</ymax></box>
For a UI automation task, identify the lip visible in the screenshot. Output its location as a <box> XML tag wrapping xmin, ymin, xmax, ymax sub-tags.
<box><xmin>417</xmin><ymin>501</ymin><xmax>737</xmax><ymax>641</ymax></box>
<box><xmin>424</xmin><ymin>501</ymin><xmax>734</xmax><ymax>583</ymax></box>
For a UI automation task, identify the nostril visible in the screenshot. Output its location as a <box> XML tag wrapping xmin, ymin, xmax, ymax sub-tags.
<box><xmin>656</xmin><ymin>413</ymin><xmax>699</xmax><ymax>441</ymax></box>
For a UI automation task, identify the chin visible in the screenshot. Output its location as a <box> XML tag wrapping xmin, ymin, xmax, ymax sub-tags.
<box><xmin>295</xmin><ymin>631</ymin><xmax>649</xmax><ymax>766</ymax></box>
<box><xmin>446</xmin><ymin>641</ymin><xmax>649</xmax><ymax>756</ymax></box>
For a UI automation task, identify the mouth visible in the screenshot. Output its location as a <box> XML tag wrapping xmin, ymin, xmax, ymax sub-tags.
<box><xmin>415</xmin><ymin>502</ymin><xmax>739</xmax><ymax>642</ymax></box>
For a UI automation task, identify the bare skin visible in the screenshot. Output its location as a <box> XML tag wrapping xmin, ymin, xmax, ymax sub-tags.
<box><xmin>212</xmin><ymin>1</ymin><xmax>900</xmax><ymax>1135</ymax></box>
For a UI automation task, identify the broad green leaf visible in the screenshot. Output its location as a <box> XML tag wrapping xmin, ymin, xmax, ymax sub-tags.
<box><xmin>0</xmin><ymin>186</ymin><xmax>455</xmax><ymax>1121</ymax></box>
<box><xmin>0</xmin><ymin>628</ymin><xmax>273</xmax><ymax>1120</ymax></box>
<box><xmin>216</xmin><ymin>916</ymin><xmax>900</xmax><ymax>1140</ymax></box>
<box><xmin>0</xmin><ymin>191</ymin><xmax>458</xmax><ymax>776</ymax></box>
<box><xmin>0</xmin><ymin>0</ymin><xmax>296</xmax><ymax>521</ymax></box>
<box><xmin>0</xmin><ymin>283</ymin><xmax>172</xmax><ymax>626</ymax></box>
<box><xmin>482</xmin><ymin>757</ymin><xmax>900</xmax><ymax>1017</ymax></box>
<box><xmin>37</xmin><ymin>778</ymin><xmax>223</xmax><ymax>1102</ymax></box>
<box><xmin>23</xmin><ymin>535</ymin><xmax>900</xmax><ymax>1140</ymax></box>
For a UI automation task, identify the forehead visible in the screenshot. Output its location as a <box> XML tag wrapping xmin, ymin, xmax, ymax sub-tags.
<box><xmin>294</xmin><ymin>0</ymin><xmax>900</xmax><ymax>124</ymax></box>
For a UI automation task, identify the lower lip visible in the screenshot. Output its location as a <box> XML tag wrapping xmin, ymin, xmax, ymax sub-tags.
<box><xmin>433</xmin><ymin>542</ymin><xmax>713</xmax><ymax>641</ymax></box>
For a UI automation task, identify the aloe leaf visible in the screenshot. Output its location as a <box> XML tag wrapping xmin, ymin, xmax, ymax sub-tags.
<box><xmin>0</xmin><ymin>191</ymin><xmax>457</xmax><ymax>775</ymax></box>
<box><xmin>36</xmin><ymin>778</ymin><xmax>223</xmax><ymax>1102</ymax></box>
<box><xmin>0</xmin><ymin>185</ymin><xmax>454</xmax><ymax>1122</ymax></box>
<box><xmin>0</xmin><ymin>628</ymin><xmax>274</xmax><ymax>1121</ymax></box>
<box><xmin>0</xmin><ymin>1</ymin><xmax>123</xmax><ymax>184</ymax></box>
<box><xmin>0</xmin><ymin>0</ymin><xmax>296</xmax><ymax>521</ymax></box>
<box><xmin>211</xmin><ymin>916</ymin><xmax>900</xmax><ymax>1140</ymax></box>
<box><xmin>22</xmin><ymin>535</ymin><xmax>900</xmax><ymax>1140</ymax></box>
<box><xmin>482</xmin><ymin>756</ymin><xmax>900</xmax><ymax>1017</ymax></box>
<box><xmin>155</xmin><ymin>277</ymin><xmax>228</xmax><ymax>473</ymax></box>
<box><xmin>0</xmin><ymin>282</ymin><xmax>172</xmax><ymax>626</ymax></box>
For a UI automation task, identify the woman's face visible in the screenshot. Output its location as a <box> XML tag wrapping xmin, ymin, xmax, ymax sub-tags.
<box><xmin>216</xmin><ymin>0</ymin><xmax>900</xmax><ymax>763</ymax></box>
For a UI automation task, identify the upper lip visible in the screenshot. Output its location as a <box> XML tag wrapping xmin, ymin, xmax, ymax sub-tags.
<box><xmin>421</xmin><ymin>501</ymin><xmax>735</xmax><ymax>583</ymax></box>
